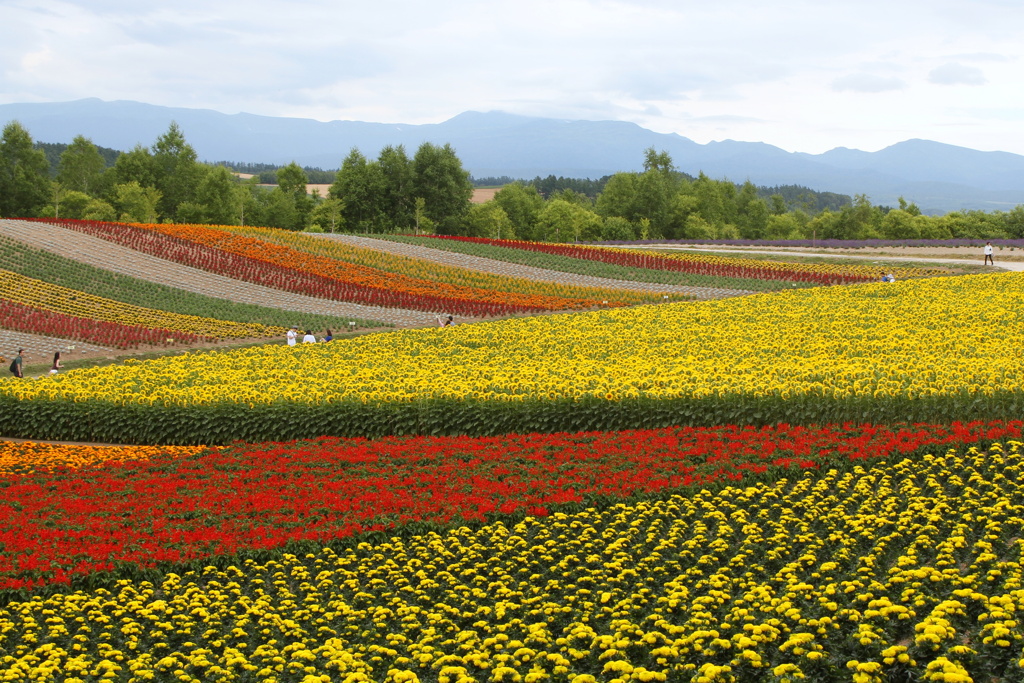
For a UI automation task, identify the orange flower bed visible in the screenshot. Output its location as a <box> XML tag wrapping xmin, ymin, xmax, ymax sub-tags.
<box><xmin>0</xmin><ymin>441</ymin><xmax>205</xmax><ymax>476</ymax></box>
<box><xmin>135</xmin><ymin>223</ymin><xmax>637</xmax><ymax>310</ymax></box>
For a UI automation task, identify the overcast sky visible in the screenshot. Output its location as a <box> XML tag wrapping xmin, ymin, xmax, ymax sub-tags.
<box><xmin>3</xmin><ymin>0</ymin><xmax>1024</xmax><ymax>155</ymax></box>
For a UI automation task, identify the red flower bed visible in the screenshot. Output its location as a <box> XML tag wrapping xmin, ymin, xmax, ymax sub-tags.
<box><xmin>26</xmin><ymin>219</ymin><xmax>603</xmax><ymax>316</ymax></box>
<box><xmin>0</xmin><ymin>421</ymin><xmax>1018</xmax><ymax>593</ymax></box>
<box><xmin>0</xmin><ymin>297</ymin><xmax>204</xmax><ymax>349</ymax></box>
<box><xmin>431</xmin><ymin>235</ymin><xmax>873</xmax><ymax>285</ymax></box>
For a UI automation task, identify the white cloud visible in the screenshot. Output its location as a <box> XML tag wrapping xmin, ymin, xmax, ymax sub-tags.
<box><xmin>928</xmin><ymin>63</ymin><xmax>988</xmax><ymax>86</ymax></box>
<box><xmin>2</xmin><ymin>0</ymin><xmax>1024</xmax><ymax>154</ymax></box>
<box><xmin>831</xmin><ymin>74</ymin><xmax>908</xmax><ymax>94</ymax></box>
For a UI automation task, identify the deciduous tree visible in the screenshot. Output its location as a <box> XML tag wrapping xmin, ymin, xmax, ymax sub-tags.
<box><xmin>0</xmin><ymin>121</ymin><xmax>51</xmax><ymax>217</ymax></box>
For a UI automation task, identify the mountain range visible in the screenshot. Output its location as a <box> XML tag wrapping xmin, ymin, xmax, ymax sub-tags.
<box><xmin>3</xmin><ymin>98</ymin><xmax>1024</xmax><ymax>214</ymax></box>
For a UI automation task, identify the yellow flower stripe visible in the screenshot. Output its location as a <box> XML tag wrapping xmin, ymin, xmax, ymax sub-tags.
<box><xmin>0</xmin><ymin>269</ymin><xmax>286</xmax><ymax>340</ymax></box>
<box><xmin>205</xmin><ymin>223</ymin><xmax>670</xmax><ymax>304</ymax></box>
<box><xmin>0</xmin><ymin>443</ymin><xmax>1019</xmax><ymax>680</ymax></box>
<box><xmin>0</xmin><ymin>441</ymin><xmax>204</xmax><ymax>476</ymax></box>
<box><xmin>2</xmin><ymin>272</ymin><xmax>1019</xmax><ymax>408</ymax></box>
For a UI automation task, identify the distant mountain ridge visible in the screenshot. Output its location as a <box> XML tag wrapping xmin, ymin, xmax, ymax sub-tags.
<box><xmin>3</xmin><ymin>98</ymin><xmax>1024</xmax><ymax>213</ymax></box>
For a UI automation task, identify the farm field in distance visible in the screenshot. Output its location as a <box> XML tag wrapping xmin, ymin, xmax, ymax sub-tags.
<box><xmin>0</xmin><ymin>219</ymin><xmax>1022</xmax><ymax>682</ymax></box>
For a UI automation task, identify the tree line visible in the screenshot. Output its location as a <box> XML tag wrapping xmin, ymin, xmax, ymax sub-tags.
<box><xmin>0</xmin><ymin>120</ymin><xmax>476</xmax><ymax>233</ymax></box>
<box><xmin>2</xmin><ymin>119</ymin><xmax>1024</xmax><ymax>241</ymax></box>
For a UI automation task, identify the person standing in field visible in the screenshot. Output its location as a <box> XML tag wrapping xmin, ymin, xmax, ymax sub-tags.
<box><xmin>49</xmin><ymin>351</ymin><xmax>62</xmax><ymax>375</ymax></box>
<box><xmin>9</xmin><ymin>349</ymin><xmax>24</xmax><ymax>378</ymax></box>
<box><xmin>286</xmin><ymin>326</ymin><xmax>298</xmax><ymax>346</ymax></box>
<box><xmin>984</xmin><ymin>242</ymin><xmax>995</xmax><ymax>265</ymax></box>
<box><xmin>302</xmin><ymin>330</ymin><xmax>317</xmax><ymax>343</ymax></box>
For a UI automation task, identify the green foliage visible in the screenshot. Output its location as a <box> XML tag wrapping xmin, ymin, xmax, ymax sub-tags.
<box><xmin>412</xmin><ymin>142</ymin><xmax>473</xmax><ymax>230</ymax></box>
<box><xmin>1</xmin><ymin>389</ymin><xmax>1021</xmax><ymax>445</ymax></box>
<box><xmin>56</xmin><ymin>135</ymin><xmax>106</xmax><ymax>195</ymax></box>
<box><xmin>0</xmin><ymin>121</ymin><xmax>51</xmax><ymax>218</ymax></box>
<box><xmin>111</xmin><ymin>181</ymin><xmax>161</xmax><ymax>223</ymax></box>
<box><xmin>151</xmin><ymin>122</ymin><xmax>203</xmax><ymax>221</ymax></box>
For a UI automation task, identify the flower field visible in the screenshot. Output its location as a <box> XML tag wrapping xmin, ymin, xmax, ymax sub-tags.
<box><xmin>0</xmin><ymin>232</ymin><xmax>386</xmax><ymax>333</ymax></box>
<box><xmin>27</xmin><ymin>220</ymin><xmax>670</xmax><ymax>315</ymax></box>
<box><xmin>0</xmin><ymin>269</ymin><xmax>284</xmax><ymax>348</ymax></box>
<box><xmin>2</xmin><ymin>421</ymin><xmax>1016</xmax><ymax>594</ymax></box>
<box><xmin>0</xmin><ymin>425</ymin><xmax>1022</xmax><ymax>681</ymax></box>
<box><xmin>409</xmin><ymin>235</ymin><xmax>945</xmax><ymax>285</ymax></box>
<box><xmin>1</xmin><ymin>271</ymin><xmax>1021</xmax><ymax>444</ymax></box>
<box><xmin>2</xmin><ymin>225</ymin><xmax>1023</xmax><ymax>681</ymax></box>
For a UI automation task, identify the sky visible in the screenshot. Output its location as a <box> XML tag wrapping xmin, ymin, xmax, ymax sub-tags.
<box><xmin>3</xmin><ymin>0</ymin><xmax>1024</xmax><ymax>155</ymax></box>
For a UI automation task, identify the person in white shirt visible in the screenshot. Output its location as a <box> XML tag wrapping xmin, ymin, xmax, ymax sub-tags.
<box><xmin>984</xmin><ymin>242</ymin><xmax>995</xmax><ymax>266</ymax></box>
<box><xmin>302</xmin><ymin>330</ymin><xmax>317</xmax><ymax>343</ymax></box>
<box><xmin>286</xmin><ymin>327</ymin><xmax>298</xmax><ymax>346</ymax></box>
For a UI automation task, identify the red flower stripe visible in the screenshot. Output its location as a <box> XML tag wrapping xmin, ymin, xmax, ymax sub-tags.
<box><xmin>26</xmin><ymin>219</ymin><xmax>616</xmax><ymax>316</ymax></box>
<box><xmin>0</xmin><ymin>420</ymin><xmax>1018</xmax><ymax>592</ymax></box>
<box><xmin>429</xmin><ymin>235</ymin><xmax>874</xmax><ymax>285</ymax></box>
<box><xmin>0</xmin><ymin>297</ymin><xmax>205</xmax><ymax>349</ymax></box>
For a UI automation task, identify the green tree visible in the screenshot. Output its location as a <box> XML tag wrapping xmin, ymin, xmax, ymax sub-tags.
<box><xmin>151</xmin><ymin>122</ymin><xmax>202</xmax><ymax>220</ymax></box>
<box><xmin>880</xmin><ymin>209</ymin><xmax>923</xmax><ymax>239</ymax></box>
<box><xmin>1003</xmin><ymin>206</ymin><xmax>1024</xmax><ymax>238</ymax></box>
<box><xmin>378</xmin><ymin>145</ymin><xmax>414</xmax><ymax>231</ymax></box>
<box><xmin>600</xmin><ymin>215</ymin><xmax>637</xmax><ymax>241</ymax></box>
<box><xmin>273</xmin><ymin>162</ymin><xmax>314</xmax><ymax>230</ymax></box>
<box><xmin>0</xmin><ymin>121</ymin><xmax>51</xmax><ymax>217</ymax></box>
<box><xmin>82</xmin><ymin>198</ymin><xmax>117</xmax><ymax>221</ymax></box>
<box><xmin>109</xmin><ymin>144</ymin><xmax>156</xmax><ymax>188</ymax></box>
<box><xmin>56</xmin><ymin>135</ymin><xmax>106</xmax><ymax>195</ymax></box>
<box><xmin>40</xmin><ymin>188</ymin><xmax>92</xmax><ymax>219</ymax></box>
<box><xmin>412</xmin><ymin>142</ymin><xmax>473</xmax><ymax>232</ymax></box>
<box><xmin>465</xmin><ymin>202</ymin><xmax>514</xmax><ymax>239</ymax></box>
<box><xmin>595</xmin><ymin>172</ymin><xmax>639</xmax><ymax>221</ymax></box>
<box><xmin>311</xmin><ymin>197</ymin><xmax>345</xmax><ymax>233</ymax></box>
<box><xmin>493</xmin><ymin>182</ymin><xmax>544</xmax><ymax>241</ymax></box>
<box><xmin>112</xmin><ymin>181</ymin><xmax>161</xmax><ymax>222</ymax></box>
<box><xmin>537</xmin><ymin>199</ymin><xmax>601</xmax><ymax>243</ymax></box>
<box><xmin>331</xmin><ymin>149</ymin><xmax>386</xmax><ymax>233</ymax></box>
<box><xmin>413</xmin><ymin>197</ymin><xmax>434</xmax><ymax>234</ymax></box>
<box><xmin>197</xmin><ymin>165</ymin><xmax>244</xmax><ymax>225</ymax></box>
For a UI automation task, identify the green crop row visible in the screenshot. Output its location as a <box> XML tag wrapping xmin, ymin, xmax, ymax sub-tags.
<box><xmin>0</xmin><ymin>234</ymin><xmax>388</xmax><ymax>331</ymax></box>
<box><xmin>2</xmin><ymin>390</ymin><xmax>1023</xmax><ymax>445</ymax></box>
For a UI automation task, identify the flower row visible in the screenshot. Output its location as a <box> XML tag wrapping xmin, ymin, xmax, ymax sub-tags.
<box><xmin>0</xmin><ymin>441</ymin><xmax>203</xmax><ymax>476</ymax></box>
<box><xmin>222</xmin><ymin>224</ymin><xmax>666</xmax><ymax>304</ymax></box>
<box><xmin>0</xmin><ymin>441</ymin><xmax>1020</xmax><ymax>681</ymax></box>
<box><xmin>0</xmin><ymin>421</ymin><xmax>1016</xmax><ymax>592</ymax></box>
<box><xmin>0</xmin><ymin>268</ymin><xmax>283</xmax><ymax>344</ymax></box>
<box><xmin>29</xmin><ymin>219</ymin><xmax>652</xmax><ymax>315</ymax></box>
<box><xmin>426</xmin><ymin>235</ymin><xmax>943</xmax><ymax>283</ymax></box>
<box><xmin>1</xmin><ymin>272</ymin><xmax>1021</xmax><ymax>442</ymax></box>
